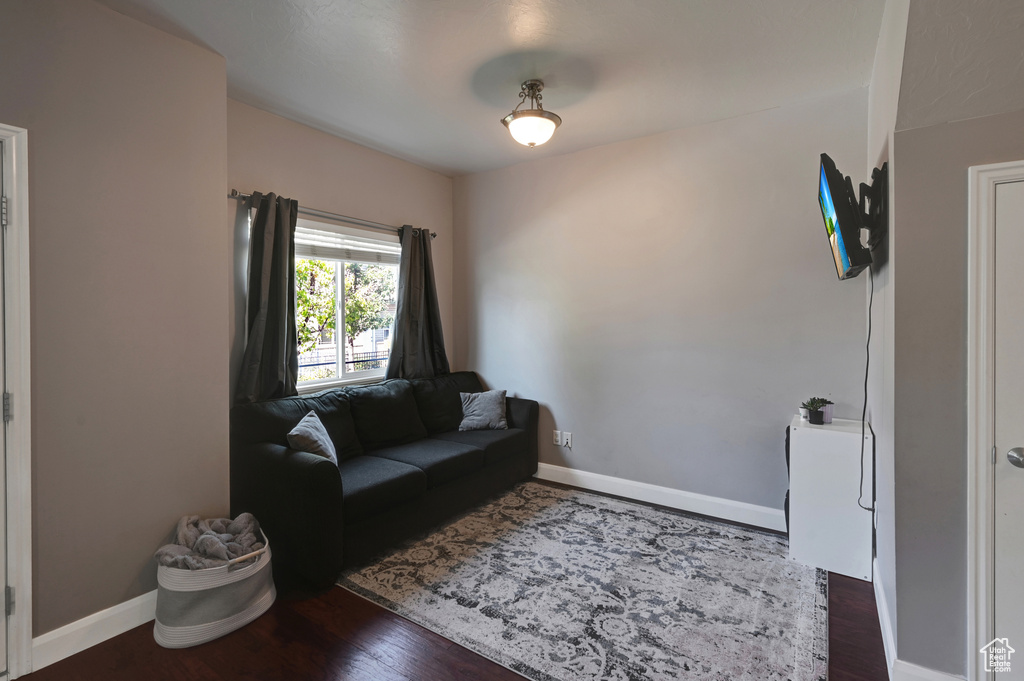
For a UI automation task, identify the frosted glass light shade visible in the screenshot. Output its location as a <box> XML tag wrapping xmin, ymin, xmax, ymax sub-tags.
<box><xmin>502</xmin><ymin>109</ymin><xmax>562</xmax><ymax>147</ymax></box>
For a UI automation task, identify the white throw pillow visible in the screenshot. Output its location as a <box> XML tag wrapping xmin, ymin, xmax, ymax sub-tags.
<box><xmin>286</xmin><ymin>410</ymin><xmax>338</xmax><ymax>464</ymax></box>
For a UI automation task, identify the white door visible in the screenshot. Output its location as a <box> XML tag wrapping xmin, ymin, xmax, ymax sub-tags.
<box><xmin>0</xmin><ymin>123</ymin><xmax>29</xmax><ymax>680</ymax></box>
<box><xmin>994</xmin><ymin>178</ymin><xmax>1024</xmax><ymax>679</ymax></box>
<box><xmin>0</xmin><ymin>138</ymin><xmax>8</xmax><ymax>675</ymax></box>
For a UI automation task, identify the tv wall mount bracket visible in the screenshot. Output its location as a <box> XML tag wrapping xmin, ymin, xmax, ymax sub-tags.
<box><xmin>860</xmin><ymin>162</ymin><xmax>888</xmax><ymax>251</ymax></box>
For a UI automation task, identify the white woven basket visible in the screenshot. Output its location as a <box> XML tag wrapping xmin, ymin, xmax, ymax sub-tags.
<box><xmin>153</xmin><ymin>532</ymin><xmax>275</xmax><ymax>648</ymax></box>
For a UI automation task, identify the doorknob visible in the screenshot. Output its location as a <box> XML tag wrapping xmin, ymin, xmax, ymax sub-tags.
<box><xmin>1009</xmin><ymin>447</ymin><xmax>1024</xmax><ymax>468</ymax></box>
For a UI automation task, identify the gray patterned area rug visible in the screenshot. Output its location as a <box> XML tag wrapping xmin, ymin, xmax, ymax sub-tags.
<box><xmin>338</xmin><ymin>482</ymin><xmax>828</xmax><ymax>681</ymax></box>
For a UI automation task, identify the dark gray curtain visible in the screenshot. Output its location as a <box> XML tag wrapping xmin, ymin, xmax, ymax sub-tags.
<box><xmin>235</xmin><ymin>192</ymin><xmax>299</xmax><ymax>404</ymax></box>
<box><xmin>386</xmin><ymin>225</ymin><xmax>450</xmax><ymax>379</ymax></box>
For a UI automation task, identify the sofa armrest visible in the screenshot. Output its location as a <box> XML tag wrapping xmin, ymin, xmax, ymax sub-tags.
<box><xmin>230</xmin><ymin>442</ymin><xmax>344</xmax><ymax>589</ymax></box>
<box><xmin>506</xmin><ymin>397</ymin><xmax>539</xmax><ymax>475</ymax></box>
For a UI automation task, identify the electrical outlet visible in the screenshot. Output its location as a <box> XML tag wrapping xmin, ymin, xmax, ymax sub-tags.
<box><xmin>563</xmin><ymin>432</ymin><xmax>572</xmax><ymax>448</ymax></box>
<box><xmin>553</xmin><ymin>430</ymin><xmax>562</xmax><ymax>446</ymax></box>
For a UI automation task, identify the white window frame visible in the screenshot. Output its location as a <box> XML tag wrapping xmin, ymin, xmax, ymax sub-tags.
<box><xmin>293</xmin><ymin>217</ymin><xmax>400</xmax><ymax>394</ymax></box>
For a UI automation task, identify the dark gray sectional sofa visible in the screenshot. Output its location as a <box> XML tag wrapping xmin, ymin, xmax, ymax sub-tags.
<box><xmin>230</xmin><ymin>371</ymin><xmax>539</xmax><ymax>588</ymax></box>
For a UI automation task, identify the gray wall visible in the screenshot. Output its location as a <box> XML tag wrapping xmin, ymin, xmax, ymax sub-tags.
<box><xmin>0</xmin><ymin>0</ymin><xmax>229</xmax><ymax>635</ymax></box>
<box><xmin>888</xmin><ymin>0</ymin><xmax>1024</xmax><ymax>673</ymax></box>
<box><xmin>454</xmin><ymin>89</ymin><xmax>868</xmax><ymax>511</ymax></box>
<box><xmin>892</xmin><ymin>108</ymin><xmax>1024</xmax><ymax>676</ymax></box>
<box><xmin>864</xmin><ymin>0</ymin><xmax>909</xmax><ymax>665</ymax></box>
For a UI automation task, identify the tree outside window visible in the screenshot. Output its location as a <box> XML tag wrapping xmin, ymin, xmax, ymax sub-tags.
<box><xmin>295</xmin><ymin>258</ymin><xmax>397</xmax><ymax>382</ymax></box>
<box><xmin>344</xmin><ymin>262</ymin><xmax>396</xmax><ymax>371</ymax></box>
<box><xmin>296</xmin><ymin>259</ymin><xmax>337</xmax><ymax>356</ymax></box>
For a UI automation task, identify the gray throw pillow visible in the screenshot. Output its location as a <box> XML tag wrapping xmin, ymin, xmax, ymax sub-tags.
<box><xmin>286</xmin><ymin>410</ymin><xmax>337</xmax><ymax>464</ymax></box>
<box><xmin>459</xmin><ymin>390</ymin><xmax>508</xmax><ymax>431</ymax></box>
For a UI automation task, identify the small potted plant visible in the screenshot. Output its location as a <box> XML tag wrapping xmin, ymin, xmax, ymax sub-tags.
<box><xmin>801</xmin><ymin>397</ymin><xmax>827</xmax><ymax>425</ymax></box>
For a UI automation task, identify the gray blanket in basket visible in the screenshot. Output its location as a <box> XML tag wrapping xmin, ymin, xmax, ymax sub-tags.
<box><xmin>154</xmin><ymin>513</ymin><xmax>265</xmax><ymax>570</ymax></box>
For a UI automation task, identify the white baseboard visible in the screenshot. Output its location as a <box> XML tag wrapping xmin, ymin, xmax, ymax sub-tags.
<box><xmin>892</xmin><ymin>660</ymin><xmax>965</xmax><ymax>681</ymax></box>
<box><xmin>534</xmin><ymin>462</ymin><xmax>787</xmax><ymax>532</ymax></box>
<box><xmin>873</xmin><ymin>558</ymin><xmax>898</xmax><ymax>679</ymax></box>
<box><xmin>31</xmin><ymin>590</ymin><xmax>157</xmax><ymax>672</ymax></box>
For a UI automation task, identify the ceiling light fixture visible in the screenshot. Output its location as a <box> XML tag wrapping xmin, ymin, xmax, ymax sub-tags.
<box><xmin>501</xmin><ymin>79</ymin><xmax>561</xmax><ymax>148</ymax></box>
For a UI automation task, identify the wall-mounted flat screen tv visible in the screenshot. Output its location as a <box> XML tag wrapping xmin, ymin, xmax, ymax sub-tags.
<box><xmin>819</xmin><ymin>153</ymin><xmax>871</xmax><ymax>280</ymax></box>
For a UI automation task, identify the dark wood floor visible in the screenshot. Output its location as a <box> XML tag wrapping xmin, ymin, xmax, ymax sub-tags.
<box><xmin>828</xmin><ymin>573</ymin><xmax>890</xmax><ymax>681</ymax></box>
<box><xmin>24</xmin><ymin>571</ymin><xmax>887</xmax><ymax>680</ymax></box>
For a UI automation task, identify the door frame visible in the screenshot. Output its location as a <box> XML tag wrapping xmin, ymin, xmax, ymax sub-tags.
<box><xmin>967</xmin><ymin>159</ymin><xmax>1024</xmax><ymax>681</ymax></box>
<box><xmin>0</xmin><ymin>122</ymin><xmax>32</xmax><ymax>680</ymax></box>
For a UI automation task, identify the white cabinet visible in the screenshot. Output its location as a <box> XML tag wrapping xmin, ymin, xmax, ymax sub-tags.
<box><xmin>788</xmin><ymin>415</ymin><xmax>873</xmax><ymax>581</ymax></box>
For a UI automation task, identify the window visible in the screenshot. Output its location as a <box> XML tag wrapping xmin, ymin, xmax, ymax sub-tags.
<box><xmin>293</xmin><ymin>218</ymin><xmax>400</xmax><ymax>389</ymax></box>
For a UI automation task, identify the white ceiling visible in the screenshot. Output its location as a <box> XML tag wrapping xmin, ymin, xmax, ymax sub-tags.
<box><xmin>897</xmin><ymin>0</ymin><xmax>1024</xmax><ymax>131</ymax></box>
<box><xmin>96</xmin><ymin>0</ymin><xmax>886</xmax><ymax>176</ymax></box>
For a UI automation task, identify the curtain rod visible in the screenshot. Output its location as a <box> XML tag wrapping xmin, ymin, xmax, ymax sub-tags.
<box><xmin>228</xmin><ymin>189</ymin><xmax>435</xmax><ymax>238</ymax></box>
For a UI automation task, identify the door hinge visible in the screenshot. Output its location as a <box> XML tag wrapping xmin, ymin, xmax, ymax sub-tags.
<box><xmin>3</xmin><ymin>392</ymin><xmax>11</xmax><ymax>423</ymax></box>
<box><xmin>1</xmin><ymin>194</ymin><xmax>8</xmax><ymax>229</ymax></box>
<box><xmin>5</xmin><ymin>586</ymin><xmax>13</xmax><ymax>617</ymax></box>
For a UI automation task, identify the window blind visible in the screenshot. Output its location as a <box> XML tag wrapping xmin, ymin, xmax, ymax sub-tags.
<box><xmin>294</xmin><ymin>223</ymin><xmax>401</xmax><ymax>265</ymax></box>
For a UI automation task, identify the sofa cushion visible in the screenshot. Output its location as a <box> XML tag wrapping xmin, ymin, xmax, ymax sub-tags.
<box><xmin>429</xmin><ymin>429</ymin><xmax>528</xmax><ymax>467</ymax></box>
<box><xmin>409</xmin><ymin>371</ymin><xmax>485</xmax><ymax>434</ymax></box>
<box><xmin>345</xmin><ymin>380</ymin><xmax>428</xmax><ymax>450</ymax></box>
<box><xmin>231</xmin><ymin>391</ymin><xmax>363</xmax><ymax>461</ymax></box>
<box><xmin>338</xmin><ymin>456</ymin><xmax>427</xmax><ymax>522</ymax></box>
<box><xmin>370</xmin><ymin>439</ymin><xmax>485</xmax><ymax>487</ymax></box>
